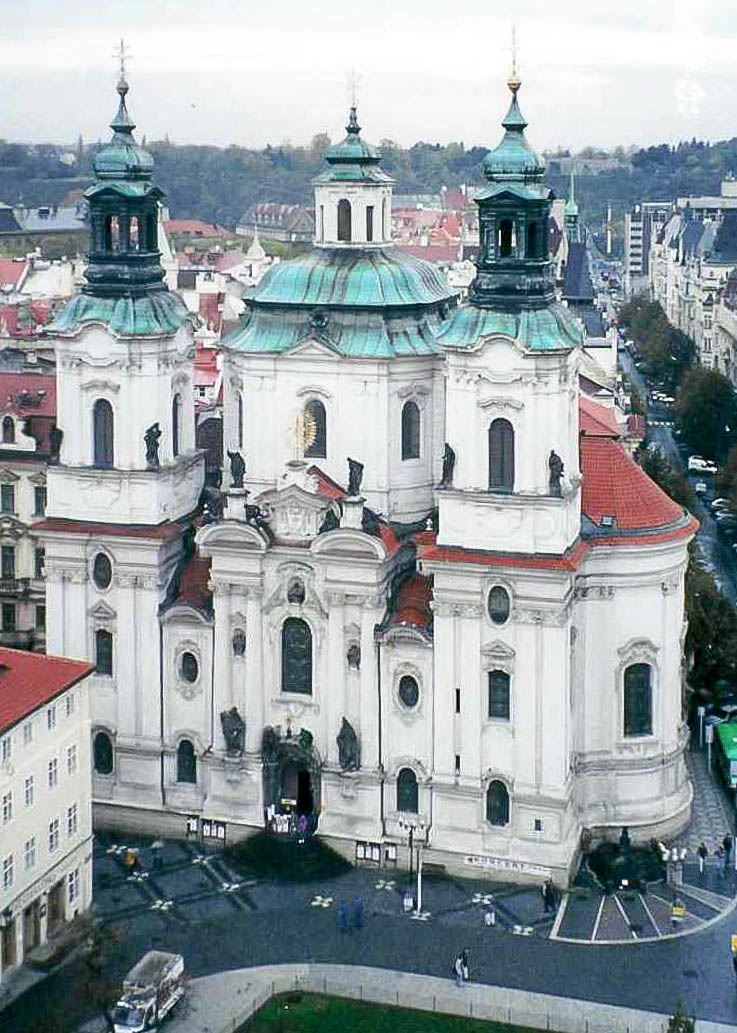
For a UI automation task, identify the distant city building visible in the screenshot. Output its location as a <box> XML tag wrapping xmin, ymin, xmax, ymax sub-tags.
<box><xmin>0</xmin><ymin>203</ymin><xmax>87</xmax><ymax>244</ymax></box>
<box><xmin>237</xmin><ymin>203</ymin><xmax>314</xmax><ymax>242</ymax></box>
<box><xmin>0</xmin><ymin>647</ymin><xmax>94</xmax><ymax>986</ymax></box>
<box><xmin>624</xmin><ymin>202</ymin><xmax>672</xmax><ymax>297</ymax></box>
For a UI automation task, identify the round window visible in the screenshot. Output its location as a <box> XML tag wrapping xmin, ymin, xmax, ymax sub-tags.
<box><xmin>92</xmin><ymin>553</ymin><xmax>112</xmax><ymax>590</ymax></box>
<box><xmin>180</xmin><ymin>652</ymin><xmax>199</xmax><ymax>683</ymax></box>
<box><xmin>487</xmin><ymin>586</ymin><xmax>510</xmax><ymax>625</ymax></box>
<box><xmin>398</xmin><ymin>674</ymin><xmax>419</xmax><ymax>708</ymax></box>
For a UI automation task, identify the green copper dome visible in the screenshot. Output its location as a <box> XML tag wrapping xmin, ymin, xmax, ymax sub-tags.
<box><xmin>248</xmin><ymin>247</ymin><xmax>455</xmax><ymax>309</ymax></box>
<box><xmin>437</xmin><ymin>299</ymin><xmax>582</xmax><ymax>353</ymax></box>
<box><xmin>92</xmin><ymin>78</ymin><xmax>155</xmax><ymax>181</ymax></box>
<box><xmin>482</xmin><ymin>81</ymin><xmax>545</xmax><ymax>181</ymax></box>
<box><xmin>315</xmin><ymin>107</ymin><xmax>393</xmax><ymax>184</ymax></box>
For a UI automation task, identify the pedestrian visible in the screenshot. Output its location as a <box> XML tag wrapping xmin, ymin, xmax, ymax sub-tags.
<box><xmin>697</xmin><ymin>841</ymin><xmax>708</xmax><ymax>876</ymax></box>
<box><xmin>484</xmin><ymin>907</ymin><xmax>495</xmax><ymax>927</ymax></box>
<box><xmin>543</xmin><ymin>879</ymin><xmax>556</xmax><ymax>914</ymax></box>
<box><xmin>352</xmin><ymin>895</ymin><xmax>363</xmax><ymax>929</ymax></box>
<box><xmin>337</xmin><ymin>901</ymin><xmax>348</xmax><ymax>932</ymax></box>
<box><xmin>453</xmin><ymin>954</ymin><xmax>464</xmax><ymax>988</ymax></box>
<box><xmin>724</xmin><ymin>833</ymin><xmax>734</xmax><ymax>867</ymax></box>
<box><xmin>461</xmin><ymin>948</ymin><xmax>470</xmax><ymax>983</ymax></box>
<box><xmin>733</xmin><ymin>952</ymin><xmax>737</xmax><ymax>985</ymax></box>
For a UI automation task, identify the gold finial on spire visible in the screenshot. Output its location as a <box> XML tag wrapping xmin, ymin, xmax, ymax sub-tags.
<box><xmin>508</xmin><ymin>24</ymin><xmax>521</xmax><ymax>94</ymax></box>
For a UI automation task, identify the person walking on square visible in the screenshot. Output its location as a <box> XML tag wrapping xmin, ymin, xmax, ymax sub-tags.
<box><xmin>715</xmin><ymin>846</ymin><xmax>726</xmax><ymax>878</ymax></box>
<box><xmin>453</xmin><ymin>953</ymin><xmax>464</xmax><ymax>987</ymax></box>
<box><xmin>352</xmin><ymin>895</ymin><xmax>363</xmax><ymax>929</ymax></box>
<box><xmin>723</xmin><ymin>833</ymin><xmax>733</xmax><ymax>868</ymax></box>
<box><xmin>461</xmin><ymin>948</ymin><xmax>470</xmax><ymax>983</ymax></box>
<box><xmin>697</xmin><ymin>841</ymin><xmax>708</xmax><ymax>876</ymax></box>
<box><xmin>337</xmin><ymin>901</ymin><xmax>348</xmax><ymax>932</ymax></box>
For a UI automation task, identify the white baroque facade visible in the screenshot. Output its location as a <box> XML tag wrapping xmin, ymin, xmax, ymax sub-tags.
<box><xmin>38</xmin><ymin>77</ymin><xmax>695</xmax><ymax>886</ymax></box>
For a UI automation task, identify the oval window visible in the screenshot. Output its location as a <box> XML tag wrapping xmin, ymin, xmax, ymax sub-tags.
<box><xmin>180</xmin><ymin>652</ymin><xmax>199</xmax><ymax>683</ymax></box>
<box><xmin>488</xmin><ymin>586</ymin><xmax>510</xmax><ymax>625</ymax></box>
<box><xmin>398</xmin><ymin>675</ymin><xmax>419</xmax><ymax>708</ymax></box>
<box><xmin>92</xmin><ymin>553</ymin><xmax>112</xmax><ymax>590</ymax></box>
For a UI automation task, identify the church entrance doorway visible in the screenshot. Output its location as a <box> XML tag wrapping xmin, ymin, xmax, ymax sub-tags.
<box><xmin>281</xmin><ymin>763</ymin><xmax>314</xmax><ymax>816</ymax></box>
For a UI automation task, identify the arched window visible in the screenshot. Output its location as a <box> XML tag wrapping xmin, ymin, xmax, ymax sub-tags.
<box><xmin>93</xmin><ymin>399</ymin><xmax>114</xmax><ymax>469</ymax></box>
<box><xmin>527</xmin><ymin>221</ymin><xmax>539</xmax><ymax>259</ymax></box>
<box><xmin>624</xmin><ymin>663</ymin><xmax>652</xmax><ymax>736</ymax></box>
<box><xmin>146</xmin><ymin>212</ymin><xmax>157</xmax><ymax>251</ymax></box>
<box><xmin>401</xmin><ymin>400</ymin><xmax>421</xmax><ymax>460</ymax></box>
<box><xmin>486</xmin><ymin>780</ymin><xmax>510</xmax><ymax>826</ymax></box>
<box><xmin>232</xmin><ymin>629</ymin><xmax>246</xmax><ymax>657</ymax></box>
<box><xmin>130</xmin><ymin>214</ymin><xmax>140</xmax><ymax>250</ymax></box>
<box><xmin>2</xmin><ymin>417</ymin><xmax>14</xmax><ymax>444</ymax></box>
<box><xmin>303</xmin><ymin>399</ymin><xmax>327</xmax><ymax>459</ymax></box>
<box><xmin>172</xmin><ymin>393</ymin><xmax>182</xmax><ymax>458</ymax></box>
<box><xmin>93</xmin><ymin>731</ymin><xmax>113</xmax><ymax>775</ymax></box>
<box><xmin>487</xmin><ymin>586</ymin><xmax>510</xmax><ymax>625</ymax></box>
<box><xmin>382</xmin><ymin>198</ymin><xmax>387</xmax><ymax>240</ymax></box>
<box><xmin>180</xmin><ymin>652</ymin><xmax>198</xmax><ymax>684</ymax></box>
<box><xmin>498</xmin><ymin>219</ymin><xmax>513</xmax><ymax>257</ymax></box>
<box><xmin>488</xmin><ymin>418</ymin><xmax>514</xmax><ymax>492</ymax></box>
<box><xmin>95</xmin><ymin>630</ymin><xmax>113</xmax><ymax>676</ymax></box>
<box><xmin>237</xmin><ymin>392</ymin><xmax>244</xmax><ymax>449</ymax></box>
<box><xmin>337</xmin><ymin>199</ymin><xmax>352</xmax><ymax>243</ymax></box>
<box><xmin>281</xmin><ymin>617</ymin><xmax>312</xmax><ymax>695</ymax></box>
<box><xmin>92</xmin><ymin>553</ymin><xmax>112</xmax><ymax>590</ymax></box>
<box><xmin>396</xmin><ymin>767</ymin><xmax>418</xmax><ymax>813</ymax></box>
<box><xmin>488</xmin><ymin>670</ymin><xmax>511</xmax><ymax>720</ymax></box>
<box><xmin>366</xmin><ymin>205</ymin><xmax>374</xmax><ymax>242</ymax></box>
<box><xmin>177</xmin><ymin>740</ymin><xmax>197</xmax><ymax>783</ymax></box>
<box><xmin>318</xmin><ymin>205</ymin><xmax>324</xmax><ymax>243</ymax></box>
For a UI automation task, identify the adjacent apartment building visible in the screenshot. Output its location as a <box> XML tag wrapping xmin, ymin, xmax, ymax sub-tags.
<box><xmin>0</xmin><ymin>647</ymin><xmax>93</xmax><ymax>986</ymax></box>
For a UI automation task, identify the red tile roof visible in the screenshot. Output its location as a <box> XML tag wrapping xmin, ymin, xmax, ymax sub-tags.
<box><xmin>419</xmin><ymin>539</ymin><xmax>590</xmax><ymax>571</ymax></box>
<box><xmin>626</xmin><ymin>414</ymin><xmax>646</xmax><ymax>438</ymax></box>
<box><xmin>0</xmin><ymin>647</ymin><xmax>93</xmax><ymax>734</ymax></box>
<box><xmin>579</xmin><ymin>396</ymin><xmax>620</xmax><ymax>438</ymax></box>
<box><xmin>164</xmin><ymin>219</ymin><xmax>229</xmax><ymax>238</ymax></box>
<box><xmin>580</xmin><ymin>436</ymin><xmax>685</xmax><ymax>531</ymax></box>
<box><xmin>308</xmin><ymin>465</ymin><xmax>346</xmax><ymax>501</ymax></box>
<box><xmin>390</xmin><ymin>573</ymin><xmax>433</xmax><ymax>630</ymax></box>
<box><xmin>175</xmin><ymin>553</ymin><xmax>212</xmax><ymax>613</ymax></box>
<box><xmin>0</xmin><ymin>258</ymin><xmax>28</xmax><ymax>290</ymax></box>
<box><xmin>397</xmin><ymin>244</ymin><xmax>462</xmax><ymax>263</ymax></box>
<box><xmin>32</xmin><ymin>517</ymin><xmax>188</xmax><ymax>540</ymax></box>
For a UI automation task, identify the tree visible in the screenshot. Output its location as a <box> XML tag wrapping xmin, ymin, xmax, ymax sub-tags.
<box><xmin>639</xmin><ymin>447</ymin><xmax>692</xmax><ymax>508</ymax></box>
<box><xmin>677</xmin><ymin>367</ymin><xmax>737</xmax><ymax>461</ymax></box>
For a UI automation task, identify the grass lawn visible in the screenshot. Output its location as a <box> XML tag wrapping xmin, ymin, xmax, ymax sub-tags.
<box><xmin>239</xmin><ymin>993</ymin><xmax>545</xmax><ymax>1033</ymax></box>
<box><xmin>224</xmin><ymin>832</ymin><xmax>352</xmax><ymax>883</ymax></box>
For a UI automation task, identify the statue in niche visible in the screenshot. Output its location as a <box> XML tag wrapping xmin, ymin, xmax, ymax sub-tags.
<box><xmin>232</xmin><ymin>629</ymin><xmax>246</xmax><ymax>656</ymax></box>
<box><xmin>144</xmin><ymin>423</ymin><xmax>162</xmax><ymax>469</ymax></box>
<box><xmin>347</xmin><ymin>457</ymin><xmax>364</xmax><ymax>497</ymax></box>
<box><xmin>261</xmin><ymin>725</ymin><xmax>278</xmax><ymax>761</ymax></box>
<box><xmin>337</xmin><ymin>717</ymin><xmax>360</xmax><ymax>772</ymax></box>
<box><xmin>220</xmin><ymin>706</ymin><xmax>245</xmax><ymax>756</ymax></box>
<box><xmin>346</xmin><ymin>642</ymin><xmax>361</xmax><ymax>670</ymax></box>
<box><xmin>287</xmin><ymin>579</ymin><xmax>305</xmax><ymax>604</ymax></box>
<box><xmin>227</xmin><ymin>450</ymin><xmax>246</xmax><ymax>488</ymax></box>
<box><xmin>548</xmin><ymin>450</ymin><xmax>564</xmax><ymax>497</ymax></box>
<box><xmin>298</xmin><ymin>727</ymin><xmax>314</xmax><ymax>752</ymax></box>
<box><xmin>440</xmin><ymin>442</ymin><xmax>456</xmax><ymax>488</ymax></box>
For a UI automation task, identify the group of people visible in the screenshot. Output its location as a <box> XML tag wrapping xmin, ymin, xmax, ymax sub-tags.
<box><xmin>696</xmin><ymin>833</ymin><xmax>733</xmax><ymax>876</ymax></box>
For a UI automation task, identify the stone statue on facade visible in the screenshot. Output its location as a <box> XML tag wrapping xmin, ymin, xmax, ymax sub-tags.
<box><xmin>347</xmin><ymin>457</ymin><xmax>364</xmax><ymax>497</ymax></box>
<box><xmin>220</xmin><ymin>707</ymin><xmax>245</xmax><ymax>756</ymax></box>
<box><xmin>144</xmin><ymin>423</ymin><xmax>162</xmax><ymax>469</ymax></box>
<box><xmin>337</xmin><ymin>717</ymin><xmax>360</xmax><ymax>772</ymax></box>
<box><xmin>261</xmin><ymin>725</ymin><xmax>278</xmax><ymax>762</ymax></box>
<box><xmin>49</xmin><ymin>425</ymin><xmax>63</xmax><ymax>462</ymax></box>
<box><xmin>440</xmin><ymin>442</ymin><xmax>456</xmax><ymax>488</ymax></box>
<box><xmin>227</xmin><ymin>450</ymin><xmax>246</xmax><ymax>488</ymax></box>
<box><xmin>548</xmin><ymin>450</ymin><xmax>564</xmax><ymax>497</ymax></box>
<box><xmin>200</xmin><ymin>485</ymin><xmax>224</xmax><ymax>523</ymax></box>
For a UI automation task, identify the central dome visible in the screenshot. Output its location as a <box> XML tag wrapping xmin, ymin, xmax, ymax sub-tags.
<box><xmin>250</xmin><ymin>246</ymin><xmax>455</xmax><ymax>309</ymax></box>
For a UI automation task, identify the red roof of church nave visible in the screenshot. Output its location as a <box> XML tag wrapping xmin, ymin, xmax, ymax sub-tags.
<box><xmin>0</xmin><ymin>647</ymin><xmax>93</xmax><ymax>734</ymax></box>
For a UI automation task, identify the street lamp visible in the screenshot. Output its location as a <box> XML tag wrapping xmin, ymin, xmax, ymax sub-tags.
<box><xmin>397</xmin><ymin>815</ymin><xmax>428</xmax><ymax>914</ymax></box>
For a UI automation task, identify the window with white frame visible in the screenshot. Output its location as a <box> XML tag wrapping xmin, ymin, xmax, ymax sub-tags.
<box><xmin>48</xmin><ymin>757</ymin><xmax>58</xmax><ymax>789</ymax></box>
<box><xmin>67</xmin><ymin>744</ymin><xmax>77</xmax><ymax>776</ymax></box>
<box><xmin>24</xmin><ymin>836</ymin><xmax>35</xmax><ymax>871</ymax></box>
<box><xmin>48</xmin><ymin>817</ymin><xmax>59</xmax><ymax>853</ymax></box>
<box><xmin>2</xmin><ymin>854</ymin><xmax>13</xmax><ymax>890</ymax></box>
<box><xmin>23</xmin><ymin>721</ymin><xmax>32</xmax><ymax>746</ymax></box>
<box><xmin>24</xmin><ymin>775</ymin><xmax>34</xmax><ymax>807</ymax></box>
<box><xmin>0</xmin><ymin>735</ymin><xmax>9</xmax><ymax>763</ymax></box>
<box><xmin>65</xmin><ymin>692</ymin><xmax>75</xmax><ymax>718</ymax></box>
<box><xmin>47</xmin><ymin>704</ymin><xmax>56</xmax><ymax>730</ymax></box>
<box><xmin>2</xmin><ymin>791</ymin><xmax>12</xmax><ymax>823</ymax></box>
<box><xmin>68</xmin><ymin>867</ymin><xmax>80</xmax><ymax>904</ymax></box>
<box><xmin>67</xmin><ymin>803</ymin><xmax>78</xmax><ymax>837</ymax></box>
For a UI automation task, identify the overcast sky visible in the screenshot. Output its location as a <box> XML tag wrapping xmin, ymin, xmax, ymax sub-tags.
<box><xmin>2</xmin><ymin>0</ymin><xmax>737</xmax><ymax>152</ymax></box>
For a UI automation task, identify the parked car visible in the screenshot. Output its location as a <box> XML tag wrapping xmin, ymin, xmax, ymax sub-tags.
<box><xmin>711</xmin><ymin>498</ymin><xmax>732</xmax><ymax>512</ymax></box>
<box><xmin>694</xmin><ymin>480</ymin><xmax>707</xmax><ymax>495</ymax></box>
<box><xmin>688</xmin><ymin>456</ymin><xmax>719</xmax><ymax>474</ymax></box>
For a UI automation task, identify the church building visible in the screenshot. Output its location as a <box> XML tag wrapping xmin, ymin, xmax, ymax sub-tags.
<box><xmin>35</xmin><ymin>69</ymin><xmax>696</xmax><ymax>884</ymax></box>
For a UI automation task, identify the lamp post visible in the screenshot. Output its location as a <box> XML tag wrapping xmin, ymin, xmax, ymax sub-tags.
<box><xmin>398</xmin><ymin>815</ymin><xmax>427</xmax><ymax>913</ymax></box>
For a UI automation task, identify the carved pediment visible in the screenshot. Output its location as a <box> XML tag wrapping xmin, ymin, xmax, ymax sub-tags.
<box><xmin>0</xmin><ymin>515</ymin><xmax>25</xmax><ymax>540</ymax></box>
<box><xmin>88</xmin><ymin>599</ymin><xmax>116</xmax><ymax>621</ymax></box>
<box><xmin>258</xmin><ymin>482</ymin><xmax>329</xmax><ymax>542</ymax></box>
<box><xmin>0</xmin><ymin>469</ymin><xmax>20</xmax><ymax>484</ymax></box>
<box><xmin>287</xmin><ymin>337</ymin><xmax>341</xmax><ymax>359</ymax></box>
<box><xmin>481</xmin><ymin>638</ymin><xmax>516</xmax><ymax>661</ymax></box>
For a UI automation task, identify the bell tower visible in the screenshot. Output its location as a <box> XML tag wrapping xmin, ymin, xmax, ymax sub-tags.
<box><xmin>46</xmin><ymin>70</ymin><xmax>204</xmax><ymax>525</ymax></box>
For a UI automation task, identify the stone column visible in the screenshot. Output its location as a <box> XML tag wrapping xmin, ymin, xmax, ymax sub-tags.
<box><xmin>246</xmin><ymin>587</ymin><xmax>264</xmax><ymax>755</ymax></box>
<box><xmin>212</xmin><ymin>581</ymin><xmax>233</xmax><ymax>751</ymax></box>
<box><xmin>459</xmin><ymin>604</ymin><xmax>482</xmax><ymax>779</ymax></box>
<box><xmin>327</xmin><ymin>592</ymin><xmax>345</xmax><ymax>765</ymax></box>
<box><xmin>359</xmin><ymin>599</ymin><xmax>380</xmax><ymax>770</ymax></box>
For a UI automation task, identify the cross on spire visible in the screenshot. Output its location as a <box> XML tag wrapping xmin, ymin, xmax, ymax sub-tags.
<box><xmin>508</xmin><ymin>24</ymin><xmax>521</xmax><ymax>94</ymax></box>
<box><xmin>347</xmin><ymin>68</ymin><xmax>361</xmax><ymax>110</ymax></box>
<box><xmin>115</xmin><ymin>38</ymin><xmax>130</xmax><ymax>88</ymax></box>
